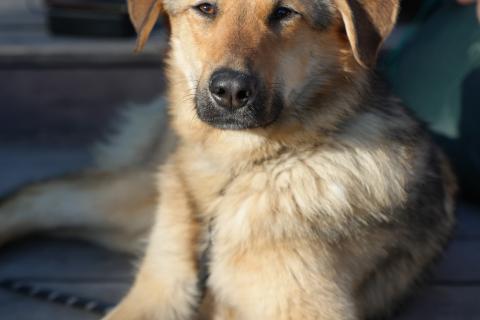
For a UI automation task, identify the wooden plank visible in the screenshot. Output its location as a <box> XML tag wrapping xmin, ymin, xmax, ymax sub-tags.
<box><xmin>0</xmin><ymin>69</ymin><xmax>165</xmax><ymax>144</ymax></box>
<box><xmin>0</xmin><ymin>1</ymin><xmax>167</xmax><ymax>68</ymax></box>
<box><xmin>0</xmin><ymin>33</ymin><xmax>167</xmax><ymax>68</ymax></box>
<box><xmin>396</xmin><ymin>286</ymin><xmax>480</xmax><ymax>320</ymax></box>
<box><xmin>2</xmin><ymin>282</ymin><xmax>480</xmax><ymax>320</ymax></box>
<box><xmin>431</xmin><ymin>204</ymin><xmax>480</xmax><ymax>283</ymax></box>
<box><xmin>433</xmin><ymin>240</ymin><xmax>480</xmax><ymax>283</ymax></box>
<box><xmin>0</xmin><ymin>238</ymin><xmax>134</xmax><ymax>281</ymax></box>
<box><xmin>0</xmin><ymin>0</ymin><xmax>43</xmax><ymax>27</ymax></box>
<box><xmin>0</xmin><ymin>146</ymin><xmax>92</xmax><ymax>194</ymax></box>
<box><xmin>0</xmin><ymin>282</ymin><xmax>128</xmax><ymax>320</ymax></box>
<box><xmin>2</xmin><ymin>285</ymin><xmax>480</xmax><ymax>320</ymax></box>
<box><xmin>2</xmin><ymin>283</ymin><xmax>480</xmax><ymax>320</ymax></box>
<box><xmin>33</xmin><ymin>281</ymin><xmax>129</xmax><ymax>305</ymax></box>
<box><xmin>456</xmin><ymin>204</ymin><xmax>480</xmax><ymax>239</ymax></box>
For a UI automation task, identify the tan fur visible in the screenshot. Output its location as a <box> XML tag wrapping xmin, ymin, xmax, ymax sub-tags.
<box><xmin>0</xmin><ymin>1</ymin><xmax>456</xmax><ymax>319</ymax></box>
<box><xmin>130</xmin><ymin>0</ymin><xmax>164</xmax><ymax>51</ymax></box>
<box><xmin>335</xmin><ymin>0</ymin><xmax>399</xmax><ymax>67</ymax></box>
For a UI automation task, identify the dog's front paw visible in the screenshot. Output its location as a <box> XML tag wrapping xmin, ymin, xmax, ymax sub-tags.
<box><xmin>103</xmin><ymin>303</ymin><xmax>152</xmax><ymax>320</ymax></box>
<box><xmin>103</xmin><ymin>296</ymin><xmax>193</xmax><ymax>320</ymax></box>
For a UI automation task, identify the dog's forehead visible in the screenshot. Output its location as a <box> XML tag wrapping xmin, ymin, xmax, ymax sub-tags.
<box><xmin>163</xmin><ymin>0</ymin><xmax>334</xmax><ymax>25</ymax></box>
<box><xmin>302</xmin><ymin>0</ymin><xmax>335</xmax><ymax>29</ymax></box>
<box><xmin>162</xmin><ymin>0</ymin><xmax>189</xmax><ymax>14</ymax></box>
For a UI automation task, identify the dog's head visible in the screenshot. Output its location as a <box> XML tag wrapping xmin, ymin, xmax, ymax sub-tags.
<box><xmin>128</xmin><ymin>0</ymin><xmax>398</xmax><ymax>132</ymax></box>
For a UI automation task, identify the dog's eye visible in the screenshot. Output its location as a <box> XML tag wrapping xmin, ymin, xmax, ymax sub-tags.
<box><xmin>194</xmin><ymin>3</ymin><xmax>217</xmax><ymax>17</ymax></box>
<box><xmin>270</xmin><ymin>6</ymin><xmax>295</xmax><ymax>22</ymax></box>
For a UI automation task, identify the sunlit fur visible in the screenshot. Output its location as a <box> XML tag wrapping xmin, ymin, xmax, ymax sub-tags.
<box><xmin>0</xmin><ymin>1</ymin><xmax>456</xmax><ymax>319</ymax></box>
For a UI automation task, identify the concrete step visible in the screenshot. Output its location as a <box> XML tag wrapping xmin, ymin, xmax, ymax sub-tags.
<box><xmin>0</xmin><ymin>0</ymin><xmax>167</xmax><ymax>145</ymax></box>
<box><xmin>0</xmin><ymin>67</ymin><xmax>165</xmax><ymax>145</ymax></box>
<box><xmin>0</xmin><ymin>0</ymin><xmax>167</xmax><ymax>68</ymax></box>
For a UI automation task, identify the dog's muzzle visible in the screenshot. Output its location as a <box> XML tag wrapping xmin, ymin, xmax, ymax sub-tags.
<box><xmin>195</xmin><ymin>68</ymin><xmax>284</xmax><ymax>130</ymax></box>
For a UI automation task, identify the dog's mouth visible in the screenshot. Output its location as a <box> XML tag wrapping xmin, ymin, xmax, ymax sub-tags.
<box><xmin>196</xmin><ymin>92</ymin><xmax>285</xmax><ymax>131</ymax></box>
<box><xmin>195</xmin><ymin>90</ymin><xmax>284</xmax><ymax>130</ymax></box>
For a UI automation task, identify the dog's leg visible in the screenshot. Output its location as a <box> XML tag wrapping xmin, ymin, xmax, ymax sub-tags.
<box><xmin>209</xmin><ymin>246</ymin><xmax>358</xmax><ymax>320</ymax></box>
<box><xmin>0</xmin><ymin>100</ymin><xmax>171</xmax><ymax>253</ymax></box>
<box><xmin>197</xmin><ymin>290</ymin><xmax>216</xmax><ymax>320</ymax></box>
<box><xmin>0</xmin><ymin>168</ymin><xmax>156</xmax><ymax>253</ymax></box>
<box><xmin>105</xmin><ymin>167</ymin><xmax>202</xmax><ymax>320</ymax></box>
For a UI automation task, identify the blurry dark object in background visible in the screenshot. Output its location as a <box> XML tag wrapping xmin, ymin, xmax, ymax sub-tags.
<box><xmin>399</xmin><ymin>0</ymin><xmax>423</xmax><ymax>22</ymax></box>
<box><xmin>45</xmin><ymin>0</ymin><xmax>135</xmax><ymax>38</ymax></box>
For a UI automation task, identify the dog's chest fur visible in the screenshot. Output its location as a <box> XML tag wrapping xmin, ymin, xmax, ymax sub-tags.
<box><xmin>158</xmin><ymin>97</ymin><xmax>455</xmax><ymax>318</ymax></box>
<box><xmin>176</xmin><ymin>119</ymin><xmax>415</xmax><ymax>314</ymax></box>
<box><xmin>180</xmin><ymin>112</ymin><xmax>415</xmax><ymax>254</ymax></box>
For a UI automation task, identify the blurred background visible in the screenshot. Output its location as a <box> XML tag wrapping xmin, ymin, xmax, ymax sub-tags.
<box><xmin>0</xmin><ymin>0</ymin><xmax>167</xmax><ymax>149</ymax></box>
<box><xmin>0</xmin><ymin>1</ymin><xmax>168</xmax><ymax>319</ymax></box>
<box><xmin>0</xmin><ymin>0</ymin><xmax>479</xmax><ymax>319</ymax></box>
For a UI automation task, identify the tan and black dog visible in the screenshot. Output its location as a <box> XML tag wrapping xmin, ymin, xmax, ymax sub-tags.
<box><xmin>0</xmin><ymin>0</ymin><xmax>456</xmax><ymax>319</ymax></box>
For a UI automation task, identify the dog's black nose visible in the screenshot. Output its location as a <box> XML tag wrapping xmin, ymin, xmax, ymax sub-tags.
<box><xmin>209</xmin><ymin>69</ymin><xmax>257</xmax><ymax>110</ymax></box>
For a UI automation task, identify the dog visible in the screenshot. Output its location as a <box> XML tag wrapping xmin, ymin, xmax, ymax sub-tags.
<box><xmin>0</xmin><ymin>0</ymin><xmax>457</xmax><ymax>319</ymax></box>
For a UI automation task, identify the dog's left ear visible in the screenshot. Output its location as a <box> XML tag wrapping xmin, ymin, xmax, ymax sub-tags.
<box><xmin>335</xmin><ymin>0</ymin><xmax>399</xmax><ymax>68</ymax></box>
<box><xmin>127</xmin><ymin>0</ymin><xmax>164</xmax><ymax>52</ymax></box>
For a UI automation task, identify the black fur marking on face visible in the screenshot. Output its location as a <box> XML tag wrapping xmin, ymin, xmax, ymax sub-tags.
<box><xmin>306</xmin><ymin>0</ymin><xmax>334</xmax><ymax>29</ymax></box>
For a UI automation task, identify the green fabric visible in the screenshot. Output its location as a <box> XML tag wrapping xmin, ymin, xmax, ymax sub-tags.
<box><xmin>384</xmin><ymin>3</ymin><xmax>480</xmax><ymax>200</ymax></box>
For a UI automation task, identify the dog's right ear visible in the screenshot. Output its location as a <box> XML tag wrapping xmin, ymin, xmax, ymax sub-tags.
<box><xmin>127</xmin><ymin>0</ymin><xmax>163</xmax><ymax>52</ymax></box>
<box><xmin>335</xmin><ymin>0</ymin><xmax>399</xmax><ymax>68</ymax></box>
